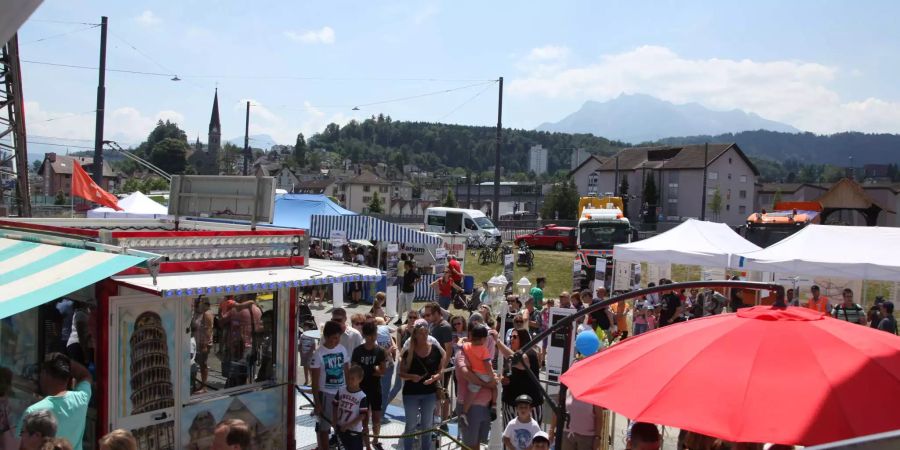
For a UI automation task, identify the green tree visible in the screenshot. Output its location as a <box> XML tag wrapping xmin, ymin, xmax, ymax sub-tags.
<box><xmin>642</xmin><ymin>174</ymin><xmax>658</xmax><ymax>205</ymax></box>
<box><xmin>541</xmin><ymin>180</ymin><xmax>580</xmax><ymax>220</ymax></box>
<box><xmin>31</xmin><ymin>160</ymin><xmax>42</xmax><ymax>173</ymax></box>
<box><xmin>136</xmin><ymin>120</ymin><xmax>187</xmax><ymax>158</ymax></box>
<box><xmin>772</xmin><ymin>189</ymin><xmax>783</xmax><ymax>209</ymax></box>
<box><xmin>709</xmin><ymin>188</ymin><xmax>723</xmax><ymax>221</ymax></box>
<box><xmin>54</xmin><ymin>190</ymin><xmax>67</xmax><ymax>205</ymax></box>
<box><xmin>443</xmin><ymin>188</ymin><xmax>457</xmax><ymax>207</ymax></box>
<box><xmin>618</xmin><ymin>176</ymin><xmax>630</xmax><ymax>216</ymax></box>
<box><xmin>292</xmin><ymin>133</ymin><xmax>308</xmax><ymax>167</ymax></box>
<box><xmin>368</xmin><ymin>191</ymin><xmax>384</xmax><ymax>214</ymax></box>
<box><xmin>150</xmin><ymin>138</ymin><xmax>188</xmax><ymax>175</ymax></box>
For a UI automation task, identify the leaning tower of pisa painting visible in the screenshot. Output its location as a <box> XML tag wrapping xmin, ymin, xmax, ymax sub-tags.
<box><xmin>129</xmin><ymin>311</ymin><xmax>176</xmax><ymax>449</ymax></box>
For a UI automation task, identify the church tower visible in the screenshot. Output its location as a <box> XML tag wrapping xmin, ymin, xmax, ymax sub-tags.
<box><xmin>208</xmin><ymin>88</ymin><xmax>222</xmax><ymax>161</ymax></box>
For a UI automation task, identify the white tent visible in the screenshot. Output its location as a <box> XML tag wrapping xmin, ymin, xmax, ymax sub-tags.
<box><xmin>86</xmin><ymin>191</ymin><xmax>170</xmax><ymax>219</ymax></box>
<box><xmin>614</xmin><ymin>219</ymin><xmax>761</xmax><ymax>268</ymax></box>
<box><xmin>735</xmin><ymin>224</ymin><xmax>900</xmax><ymax>282</ymax></box>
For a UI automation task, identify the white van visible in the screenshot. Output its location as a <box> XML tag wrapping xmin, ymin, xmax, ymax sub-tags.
<box><xmin>424</xmin><ymin>207</ymin><xmax>501</xmax><ymax>242</ymax></box>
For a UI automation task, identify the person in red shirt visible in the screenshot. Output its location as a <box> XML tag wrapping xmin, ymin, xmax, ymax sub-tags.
<box><xmin>448</xmin><ymin>255</ymin><xmax>463</xmax><ymax>284</ymax></box>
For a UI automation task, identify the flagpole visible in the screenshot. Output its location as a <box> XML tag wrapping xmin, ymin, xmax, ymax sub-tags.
<box><xmin>71</xmin><ymin>187</ymin><xmax>75</xmax><ymax>218</ymax></box>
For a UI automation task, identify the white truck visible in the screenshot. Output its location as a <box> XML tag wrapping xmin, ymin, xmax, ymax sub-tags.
<box><xmin>576</xmin><ymin>204</ymin><xmax>632</xmax><ymax>272</ymax></box>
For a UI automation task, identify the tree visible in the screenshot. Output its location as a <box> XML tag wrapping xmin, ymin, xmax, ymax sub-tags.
<box><xmin>54</xmin><ymin>190</ymin><xmax>66</xmax><ymax>205</ymax></box>
<box><xmin>540</xmin><ymin>180</ymin><xmax>580</xmax><ymax>220</ymax></box>
<box><xmin>31</xmin><ymin>160</ymin><xmax>42</xmax><ymax>173</ymax></box>
<box><xmin>443</xmin><ymin>188</ymin><xmax>457</xmax><ymax>207</ymax></box>
<box><xmin>618</xmin><ymin>176</ymin><xmax>630</xmax><ymax>216</ymax></box>
<box><xmin>709</xmin><ymin>188</ymin><xmax>723</xmax><ymax>221</ymax></box>
<box><xmin>772</xmin><ymin>189</ymin><xmax>783</xmax><ymax>209</ymax></box>
<box><xmin>642</xmin><ymin>174</ymin><xmax>658</xmax><ymax>222</ymax></box>
<box><xmin>368</xmin><ymin>191</ymin><xmax>384</xmax><ymax>214</ymax></box>
<box><xmin>136</xmin><ymin>120</ymin><xmax>187</xmax><ymax>158</ymax></box>
<box><xmin>293</xmin><ymin>133</ymin><xmax>308</xmax><ymax>167</ymax></box>
<box><xmin>150</xmin><ymin>138</ymin><xmax>188</xmax><ymax>175</ymax></box>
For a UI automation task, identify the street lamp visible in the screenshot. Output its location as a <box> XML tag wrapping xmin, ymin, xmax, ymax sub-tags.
<box><xmin>487</xmin><ymin>274</ymin><xmax>507</xmax><ymax>449</ymax></box>
<box><xmin>517</xmin><ymin>277</ymin><xmax>532</xmax><ymax>303</ymax></box>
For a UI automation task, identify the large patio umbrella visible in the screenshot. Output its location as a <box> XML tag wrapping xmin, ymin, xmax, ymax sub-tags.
<box><xmin>559</xmin><ymin>306</ymin><xmax>900</xmax><ymax>446</ymax></box>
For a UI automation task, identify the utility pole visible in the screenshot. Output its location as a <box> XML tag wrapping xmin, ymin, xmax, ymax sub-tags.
<box><xmin>614</xmin><ymin>154</ymin><xmax>620</xmax><ymax>196</ymax></box>
<box><xmin>700</xmin><ymin>142</ymin><xmax>709</xmax><ymax>221</ymax></box>
<box><xmin>92</xmin><ymin>16</ymin><xmax>108</xmax><ymax>185</ymax></box>
<box><xmin>243</xmin><ymin>101</ymin><xmax>250</xmax><ymax>176</ymax></box>
<box><xmin>493</xmin><ymin>77</ymin><xmax>503</xmax><ymax>221</ymax></box>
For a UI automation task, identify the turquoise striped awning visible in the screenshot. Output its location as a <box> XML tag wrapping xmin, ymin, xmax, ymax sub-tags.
<box><xmin>0</xmin><ymin>237</ymin><xmax>147</xmax><ymax>319</ymax></box>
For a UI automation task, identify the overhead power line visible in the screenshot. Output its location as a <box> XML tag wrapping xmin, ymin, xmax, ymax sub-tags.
<box><xmin>27</xmin><ymin>140</ymin><xmax>94</xmax><ymax>150</ymax></box>
<box><xmin>438</xmin><ymin>82</ymin><xmax>496</xmax><ymax>121</ymax></box>
<box><xmin>21</xmin><ymin>24</ymin><xmax>100</xmax><ymax>44</ymax></box>
<box><xmin>21</xmin><ymin>59</ymin><xmax>176</xmax><ymax>78</ymax></box>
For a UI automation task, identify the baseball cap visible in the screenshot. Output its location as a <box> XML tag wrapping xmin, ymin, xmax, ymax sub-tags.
<box><xmin>514</xmin><ymin>394</ymin><xmax>533</xmax><ymax>405</ymax></box>
<box><xmin>531</xmin><ymin>431</ymin><xmax>550</xmax><ymax>444</ymax></box>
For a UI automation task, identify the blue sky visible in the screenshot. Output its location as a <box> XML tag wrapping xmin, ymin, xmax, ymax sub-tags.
<box><xmin>15</xmin><ymin>0</ymin><xmax>900</xmax><ymax>149</ymax></box>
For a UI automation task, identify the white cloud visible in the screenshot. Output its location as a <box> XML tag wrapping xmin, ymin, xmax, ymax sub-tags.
<box><xmin>230</xmin><ymin>99</ymin><xmax>347</xmax><ymax>145</ymax></box>
<box><xmin>26</xmin><ymin>102</ymin><xmax>185</xmax><ymax>146</ymax></box>
<box><xmin>135</xmin><ymin>10</ymin><xmax>161</xmax><ymax>26</ymax></box>
<box><xmin>283</xmin><ymin>27</ymin><xmax>335</xmax><ymax>45</ymax></box>
<box><xmin>510</xmin><ymin>45</ymin><xmax>900</xmax><ymax>134</ymax></box>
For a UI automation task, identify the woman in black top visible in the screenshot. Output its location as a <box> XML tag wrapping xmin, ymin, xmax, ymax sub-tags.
<box><xmin>398</xmin><ymin>322</ymin><xmax>445</xmax><ymax>450</ymax></box>
<box><xmin>497</xmin><ymin>328</ymin><xmax>543</xmax><ymax>425</ymax></box>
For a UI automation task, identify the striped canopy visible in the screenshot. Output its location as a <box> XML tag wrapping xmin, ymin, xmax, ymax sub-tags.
<box><xmin>0</xmin><ymin>237</ymin><xmax>147</xmax><ymax>319</ymax></box>
<box><xmin>310</xmin><ymin>214</ymin><xmax>441</xmax><ymax>246</ymax></box>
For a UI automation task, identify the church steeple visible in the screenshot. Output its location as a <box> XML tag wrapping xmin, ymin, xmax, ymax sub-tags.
<box><xmin>208</xmin><ymin>88</ymin><xmax>221</xmax><ymax>157</ymax></box>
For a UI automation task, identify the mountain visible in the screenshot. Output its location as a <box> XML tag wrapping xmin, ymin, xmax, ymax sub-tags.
<box><xmin>227</xmin><ymin>134</ymin><xmax>278</xmax><ymax>150</ymax></box>
<box><xmin>657</xmin><ymin>130</ymin><xmax>900</xmax><ymax>166</ymax></box>
<box><xmin>537</xmin><ymin>93</ymin><xmax>799</xmax><ymax>144</ymax></box>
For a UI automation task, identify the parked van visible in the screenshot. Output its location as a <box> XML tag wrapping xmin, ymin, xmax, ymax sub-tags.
<box><xmin>424</xmin><ymin>207</ymin><xmax>501</xmax><ymax>242</ymax></box>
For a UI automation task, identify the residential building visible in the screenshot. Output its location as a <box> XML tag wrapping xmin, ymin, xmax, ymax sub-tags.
<box><xmin>569</xmin><ymin>143</ymin><xmax>759</xmax><ymax>227</ymax></box>
<box><xmin>569</xmin><ymin>155</ymin><xmax>611</xmax><ymax>196</ymax></box>
<box><xmin>339</xmin><ymin>170</ymin><xmax>392</xmax><ymax>213</ymax></box>
<box><xmin>388</xmin><ymin>180</ymin><xmax>415</xmax><ymax>215</ymax></box>
<box><xmin>293</xmin><ymin>178</ymin><xmax>337</xmax><ymax>197</ymax></box>
<box><xmin>529</xmin><ymin>145</ymin><xmax>548</xmax><ymax>175</ymax></box>
<box><xmin>570</xmin><ymin>148</ymin><xmax>591</xmax><ymax>170</ymax></box>
<box><xmin>39</xmin><ymin>153</ymin><xmax>119</xmax><ymax>196</ymax></box>
<box><xmin>454</xmin><ymin>181</ymin><xmax>543</xmax><ymax>218</ymax></box>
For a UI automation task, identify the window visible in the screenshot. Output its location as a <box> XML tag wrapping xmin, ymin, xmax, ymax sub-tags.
<box><xmin>189</xmin><ymin>292</ymin><xmax>279</xmax><ymax>395</ymax></box>
<box><xmin>739</xmin><ymin>205</ymin><xmax>747</xmax><ymax>214</ymax></box>
<box><xmin>666</xmin><ymin>198</ymin><xmax>678</xmax><ymax>216</ymax></box>
<box><xmin>363</xmin><ymin>185</ymin><xmax>371</xmax><ymax>192</ymax></box>
<box><xmin>729</xmin><ymin>157</ymin><xmax>733</xmax><ymax>164</ymax></box>
<box><xmin>707</xmin><ymin>188</ymin><xmax>716</xmax><ymax>197</ymax></box>
<box><xmin>726</xmin><ymin>204</ymin><xmax>731</xmax><ymax>211</ymax></box>
<box><xmin>362</xmin><ymin>196</ymin><xmax>372</xmax><ymax>203</ymax></box>
<box><xmin>740</xmin><ymin>175</ymin><xmax>748</xmax><ymax>183</ymax></box>
<box><xmin>739</xmin><ymin>190</ymin><xmax>747</xmax><ymax>199</ymax></box>
<box><xmin>708</xmin><ymin>172</ymin><xmax>718</xmax><ymax>180</ymax></box>
<box><xmin>465</xmin><ymin>218</ymin><xmax>478</xmax><ymax>231</ymax></box>
<box><xmin>427</xmin><ymin>214</ymin><xmax>446</xmax><ymax>227</ymax></box>
<box><xmin>380</xmin><ymin>186</ymin><xmax>389</xmax><ymax>193</ymax></box>
<box><xmin>668</xmin><ymin>182</ymin><xmax>679</xmax><ymax>198</ymax></box>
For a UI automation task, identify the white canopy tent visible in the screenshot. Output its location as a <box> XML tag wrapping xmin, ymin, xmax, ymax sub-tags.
<box><xmin>735</xmin><ymin>224</ymin><xmax>900</xmax><ymax>282</ymax></box>
<box><xmin>614</xmin><ymin>219</ymin><xmax>761</xmax><ymax>268</ymax></box>
<box><xmin>87</xmin><ymin>191</ymin><xmax>170</xmax><ymax>219</ymax></box>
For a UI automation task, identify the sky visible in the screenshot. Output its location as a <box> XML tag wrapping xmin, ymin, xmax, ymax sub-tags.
<box><xmin>14</xmin><ymin>0</ymin><xmax>900</xmax><ymax>151</ymax></box>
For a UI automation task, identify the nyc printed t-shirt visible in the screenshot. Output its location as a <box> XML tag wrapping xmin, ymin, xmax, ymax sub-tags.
<box><xmin>310</xmin><ymin>344</ymin><xmax>350</xmax><ymax>394</ymax></box>
<box><xmin>333</xmin><ymin>387</ymin><xmax>369</xmax><ymax>432</ymax></box>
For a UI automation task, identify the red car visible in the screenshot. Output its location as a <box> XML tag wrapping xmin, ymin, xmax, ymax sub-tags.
<box><xmin>515</xmin><ymin>225</ymin><xmax>576</xmax><ymax>251</ymax></box>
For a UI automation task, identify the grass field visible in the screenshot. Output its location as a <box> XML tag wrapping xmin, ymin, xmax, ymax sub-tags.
<box><xmin>464</xmin><ymin>249</ymin><xmax>576</xmax><ymax>298</ymax></box>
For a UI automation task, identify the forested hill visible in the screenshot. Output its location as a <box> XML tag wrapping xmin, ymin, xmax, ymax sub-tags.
<box><xmin>309</xmin><ymin>116</ymin><xmax>625</xmax><ymax>177</ymax></box>
<box><xmin>655</xmin><ymin>130</ymin><xmax>900</xmax><ymax>165</ymax></box>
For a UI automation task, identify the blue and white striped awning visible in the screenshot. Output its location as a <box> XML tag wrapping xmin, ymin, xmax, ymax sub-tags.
<box><xmin>113</xmin><ymin>259</ymin><xmax>383</xmax><ymax>298</ymax></box>
<box><xmin>310</xmin><ymin>214</ymin><xmax>441</xmax><ymax>246</ymax></box>
<box><xmin>0</xmin><ymin>237</ymin><xmax>147</xmax><ymax>319</ymax></box>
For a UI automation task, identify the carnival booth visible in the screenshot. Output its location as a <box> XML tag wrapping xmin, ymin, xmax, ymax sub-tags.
<box><xmin>0</xmin><ymin>216</ymin><xmax>380</xmax><ymax>450</ymax></box>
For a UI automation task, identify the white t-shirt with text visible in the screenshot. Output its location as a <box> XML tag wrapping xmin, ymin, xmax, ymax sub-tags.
<box><xmin>503</xmin><ymin>417</ymin><xmax>541</xmax><ymax>450</ymax></box>
<box><xmin>333</xmin><ymin>387</ymin><xmax>369</xmax><ymax>432</ymax></box>
<box><xmin>310</xmin><ymin>344</ymin><xmax>350</xmax><ymax>394</ymax></box>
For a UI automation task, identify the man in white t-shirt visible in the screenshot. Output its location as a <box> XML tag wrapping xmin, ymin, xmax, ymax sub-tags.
<box><xmin>502</xmin><ymin>395</ymin><xmax>541</xmax><ymax>450</ymax></box>
<box><xmin>311</xmin><ymin>320</ymin><xmax>350</xmax><ymax>450</ymax></box>
<box><xmin>333</xmin><ymin>308</ymin><xmax>364</xmax><ymax>353</ymax></box>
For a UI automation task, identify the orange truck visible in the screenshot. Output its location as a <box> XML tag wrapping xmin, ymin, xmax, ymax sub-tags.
<box><xmin>742</xmin><ymin>201</ymin><xmax>822</xmax><ymax>247</ymax></box>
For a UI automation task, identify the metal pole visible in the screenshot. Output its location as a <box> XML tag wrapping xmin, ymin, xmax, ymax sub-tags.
<box><xmin>614</xmin><ymin>154</ymin><xmax>619</xmax><ymax>196</ymax></box>
<box><xmin>489</xmin><ymin>298</ymin><xmax>508</xmax><ymax>449</ymax></box>
<box><xmin>701</xmin><ymin>142</ymin><xmax>708</xmax><ymax>221</ymax></box>
<box><xmin>553</xmin><ymin>324</ymin><xmax>572</xmax><ymax>450</ymax></box>
<box><xmin>92</xmin><ymin>16</ymin><xmax>108</xmax><ymax>186</ymax></box>
<box><xmin>4</xmin><ymin>34</ymin><xmax>32</xmax><ymax>216</ymax></box>
<box><xmin>493</xmin><ymin>77</ymin><xmax>503</xmax><ymax>222</ymax></box>
<box><xmin>243</xmin><ymin>101</ymin><xmax>250</xmax><ymax>176</ymax></box>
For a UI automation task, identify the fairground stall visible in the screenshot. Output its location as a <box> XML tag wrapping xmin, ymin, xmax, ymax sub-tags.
<box><xmin>0</xmin><ymin>216</ymin><xmax>381</xmax><ymax>450</ymax></box>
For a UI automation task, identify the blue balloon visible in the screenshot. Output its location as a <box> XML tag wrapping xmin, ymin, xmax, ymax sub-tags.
<box><xmin>575</xmin><ymin>330</ymin><xmax>601</xmax><ymax>357</ymax></box>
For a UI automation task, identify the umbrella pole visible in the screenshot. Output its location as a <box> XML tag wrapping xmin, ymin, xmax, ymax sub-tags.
<box><xmin>553</xmin><ymin>326</ymin><xmax>572</xmax><ymax>450</ymax></box>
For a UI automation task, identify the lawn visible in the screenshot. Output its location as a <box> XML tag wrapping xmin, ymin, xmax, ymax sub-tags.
<box><xmin>464</xmin><ymin>249</ymin><xmax>576</xmax><ymax>298</ymax></box>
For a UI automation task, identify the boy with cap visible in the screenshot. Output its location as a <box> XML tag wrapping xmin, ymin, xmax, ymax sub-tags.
<box><xmin>528</xmin><ymin>431</ymin><xmax>551</xmax><ymax>450</ymax></box>
<box><xmin>502</xmin><ymin>394</ymin><xmax>541</xmax><ymax>450</ymax></box>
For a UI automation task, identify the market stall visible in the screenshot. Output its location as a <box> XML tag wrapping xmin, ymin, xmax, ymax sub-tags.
<box><xmin>0</xmin><ymin>217</ymin><xmax>381</xmax><ymax>450</ymax></box>
<box><xmin>735</xmin><ymin>224</ymin><xmax>900</xmax><ymax>281</ymax></box>
<box><xmin>614</xmin><ymin>218</ymin><xmax>761</xmax><ymax>268</ymax></box>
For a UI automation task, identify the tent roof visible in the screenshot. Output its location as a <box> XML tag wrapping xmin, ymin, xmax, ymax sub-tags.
<box><xmin>614</xmin><ymin>219</ymin><xmax>761</xmax><ymax>268</ymax></box>
<box><xmin>117</xmin><ymin>192</ymin><xmax>169</xmax><ymax>214</ymax></box>
<box><xmin>310</xmin><ymin>214</ymin><xmax>442</xmax><ymax>246</ymax></box>
<box><xmin>272</xmin><ymin>194</ymin><xmax>355</xmax><ymax>229</ymax></box>
<box><xmin>735</xmin><ymin>224</ymin><xmax>900</xmax><ymax>281</ymax></box>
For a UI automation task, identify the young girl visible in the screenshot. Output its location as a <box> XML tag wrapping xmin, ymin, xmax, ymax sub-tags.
<box><xmin>370</xmin><ymin>292</ymin><xmax>388</xmax><ymax>321</ymax></box>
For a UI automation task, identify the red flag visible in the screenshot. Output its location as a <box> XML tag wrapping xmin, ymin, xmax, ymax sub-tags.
<box><xmin>71</xmin><ymin>161</ymin><xmax>122</xmax><ymax>211</ymax></box>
